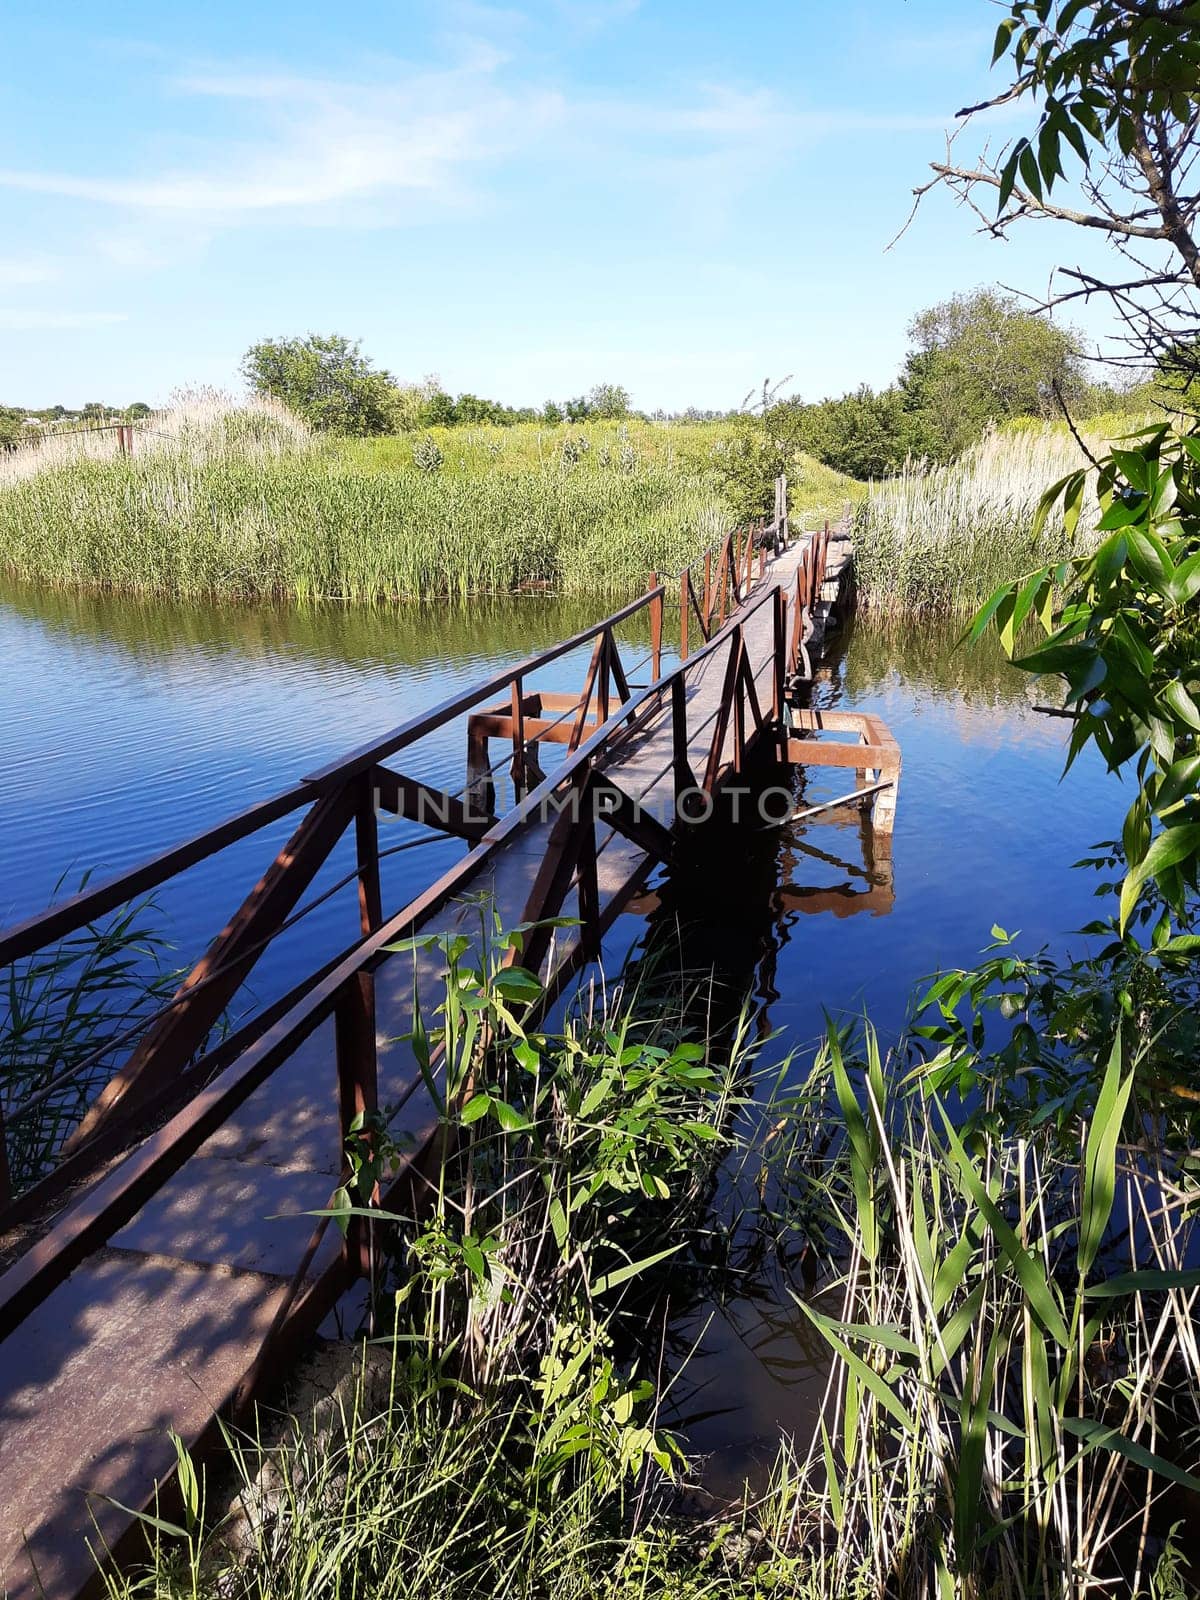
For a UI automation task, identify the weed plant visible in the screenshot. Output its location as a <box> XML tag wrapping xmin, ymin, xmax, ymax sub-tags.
<box><xmin>854</xmin><ymin>422</ymin><xmax>1130</xmax><ymax>614</ymax></box>
<box><xmin>0</xmin><ymin>401</ymin><xmax>858</xmax><ymax>604</ymax></box>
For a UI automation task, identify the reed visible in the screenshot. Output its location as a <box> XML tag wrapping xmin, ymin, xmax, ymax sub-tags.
<box><xmin>1</xmin><ymin>886</ymin><xmax>176</xmax><ymax>1193</ymax></box>
<box><xmin>854</xmin><ymin>420</ymin><xmax>1127</xmax><ymax>614</ymax></box>
<box><xmin>0</xmin><ymin>399</ymin><xmax>857</xmax><ymax>604</ymax></box>
<box><xmin>764</xmin><ymin>1023</ymin><xmax>1200</xmax><ymax>1598</ymax></box>
<box><xmin>95</xmin><ymin>932</ymin><xmax>1200</xmax><ymax>1600</ymax></box>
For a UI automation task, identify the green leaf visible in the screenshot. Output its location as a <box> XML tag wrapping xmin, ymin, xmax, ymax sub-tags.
<box><xmin>998</xmin><ymin>144</ymin><xmax>1024</xmax><ymax>211</ymax></box>
<box><xmin>829</xmin><ymin>1029</ymin><xmax>879</xmax><ymax>1261</ymax></box>
<box><xmin>1166</xmin><ymin>550</ymin><xmax>1200</xmax><ymax>607</ymax></box>
<box><xmin>1019</xmin><ymin>142</ymin><xmax>1043</xmax><ymax>201</ymax></box>
<box><xmin>1061</xmin><ymin>1417</ymin><xmax>1200</xmax><ymax>1494</ymax></box>
<box><xmin>593</xmin><ymin>1242</ymin><xmax>684</xmax><ymax>1294</ymax></box>
<box><xmin>1077</xmin><ymin>1032</ymin><xmax>1132</xmax><ymax>1279</ymax></box>
<box><xmin>1084</xmin><ymin>1268</ymin><xmax>1200</xmax><ymax>1299</ymax></box>
<box><xmin>797</xmin><ymin>1299</ymin><xmax>917</xmax><ymax>1434</ymax></box>
<box><xmin>966</xmin><ymin>580</ymin><xmax>1021</xmax><ymax>645</ymax></box>
<box><xmin>938</xmin><ymin>1110</ymin><xmax>1070</xmax><ymax>1346</ymax></box>
<box><xmin>579</xmin><ymin>1073</ymin><xmax>615</xmax><ymax>1118</ymax></box>
<box><xmin>1125</xmin><ymin>526</ymin><xmax>1175</xmax><ymax>587</ymax></box>
<box><xmin>991</xmin><ymin>15</ymin><xmax>1019</xmax><ymax>63</ymax></box>
<box><xmin>1111</xmin><ymin>448</ymin><xmax>1151</xmax><ymax>492</ymax></box>
<box><xmin>460</xmin><ymin>1093</ymin><xmax>492</xmax><ymax>1125</ymax></box>
<box><xmin>824</xmin><ymin>1319</ymin><xmax>920</xmax><ymax>1359</ymax></box>
<box><xmin>1120</xmin><ymin>825</ymin><xmax>1200</xmax><ymax>931</ymax></box>
<box><xmin>492</xmin><ymin>966</ymin><xmax>544</xmax><ymax>1003</ymax></box>
<box><xmin>1163</xmin><ymin>681</ymin><xmax>1200</xmax><ymax>734</ymax></box>
<box><xmin>491</xmin><ymin>1099</ymin><xmax>532</xmax><ymax>1132</ymax></box>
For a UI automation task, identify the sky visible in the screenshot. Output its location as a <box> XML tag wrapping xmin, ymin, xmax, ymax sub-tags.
<box><xmin>0</xmin><ymin>0</ymin><xmax>1133</xmax><ymax>412</ymax></box>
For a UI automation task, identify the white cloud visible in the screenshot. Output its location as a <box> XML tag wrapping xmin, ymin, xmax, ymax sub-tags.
<box><xmin>0</xmin><ymin>34</ymin><xmax>959</xmax><ymax>288</ymax></box>
<box><xmin>0</xmin><ymin>57</ymin><xmax>564</xmax><ymax>221</ymax></box>
<box><xmin>0</xmin><ymin>309</ymin><xmax>128</xmax><ymax>330</ymax></box>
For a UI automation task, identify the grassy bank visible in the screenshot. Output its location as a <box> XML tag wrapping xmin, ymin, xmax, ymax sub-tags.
<box><xmin>93</xmin><ymin>909</ymin><xmax>1200</xmax><ymax>1599</ymax></box>
<box><xmin>853</xmin><ymin>417</ymin><xmax>1146</xmax><ymax>614</ymax></box>
<box><xmin>0</xmin><ymin>399</ymin><xmax>858</xmax><ymax>604</ymax></box>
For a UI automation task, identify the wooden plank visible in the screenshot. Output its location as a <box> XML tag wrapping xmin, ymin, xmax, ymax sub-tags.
<box><xmin>787</xmin><ymin>737</ymin><xmax>899</xmax><ymax>772</ymax></box>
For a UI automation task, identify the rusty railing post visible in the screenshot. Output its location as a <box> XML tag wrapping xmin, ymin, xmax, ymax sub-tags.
<box><xmin>510</xmin><ymin>677</ymin><xmax>527</xmax><ymax>797</ymax></box>
<box><xmin>0</xmin><ymin>1114</ymin><xmax>11</xmax><ymax>1213</ymax></box>
<box><xmin>335</xmin><ymin>974</ymin><xmax>378</xmax><ymax>1277</ymax></box>
<box><xmin>772</xmin><ymin>585</ymin><xmax>787</xmax><ymax>753</ymax></box>
<box><xmin>336</xmin><ymin>773</ymin><xmax>383</xmax><ymax>1277</ymax></box>
<box><xmin>789</xmin><ymin>570</ymin><xmax>804</xmax><ymax>675</ymax></box>
<box><xmin>597</xmin><ymin>632</ymin><xmax>611</xmax><ymax>725</ymax></box>
<box><xmin>577</xmin><ymin>793</ymin><xmax>600</xmax><ymax>962</ymax></box>
<box><xmin>716</xmin><ymin>539</ymin><xmax>730</xmax><ymax>628</ymax></box>
<box><xmin>648</xmin><ymin>573</ymin><xmax>663</xmax><ymax>681</ymax></box>
<box><xmin>703</xmin><ymin>549</ymin><xmax>713</xmax><ymax>627</ymax></box>
<box><xmin>733</xmin><ymin>634</ymin><xmax>747</xmax><ymax>774</ymax></box>
<box><xmin>671</xmin><ymin>673</ymin><xmax>694</xmax><ymax>814</ymax></box>
<box><xmin>678</xmin><ymin>573</ymin><xmax>690</xmax><ymax>662</ymax></box>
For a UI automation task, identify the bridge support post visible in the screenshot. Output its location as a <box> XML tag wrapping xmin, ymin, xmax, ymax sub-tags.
<box><xmin>648</xmin><ymin>574</ymin><xmax>663</xmax><ymax>680</ymax></box>
<box><xmin>336</xmin><ymin>773</ymin><xmax>383</xmax><ymax>1276</ymax></box>
<box><xmin>772</xmin><ymin>585</ymin><xmax>787</xmax><ymax>759</ymax></box>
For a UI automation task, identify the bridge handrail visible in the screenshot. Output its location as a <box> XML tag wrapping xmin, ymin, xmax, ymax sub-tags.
<box><xmin>0</xmin><ymin>580</ymin><xmax>786</xmax><ymax>1341</ymax></box>
<box><xmin>0</xmin><ymin>586</ymin><xmax>668</xmax><ymax>970</ymax></box>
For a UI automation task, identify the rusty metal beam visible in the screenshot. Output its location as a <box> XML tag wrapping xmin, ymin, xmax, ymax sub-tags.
<box><xmin>62</xmin><ymin>784</ymin><xmax>359</xmax><ymax>1153</ymax></box>
<box><xmin>591</xmin><ymin>776</ymin><xmax>674</xmax><ymax>864</ymax></box>
<box><xmin>372</xmin><ymin>766</ymin><xmax>495</xmax><ymax>841</ymax></box>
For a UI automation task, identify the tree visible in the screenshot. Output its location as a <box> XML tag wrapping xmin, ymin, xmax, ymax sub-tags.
<box><xmin>784</xmin><ymin>386</ymin><xmax>912</xmax><ymax>478</ymax></box>
<box><xmin>542</xmin><ymin>400</ymin><xmax>563</xmax><ymax>424</ymax></box>
<box><xmin>927</xmin><ymin>3</ymin><xmax>1200</xmax><ymax>933</ymax></box>
<box><xmin>0</xmin><ymin>406</ymin><xmax>23</xmax><ymax>450</ymax></box>
<box><xmin>900</xmin><ymin>289</ymin><xmax>1085</xmax><ymax>458</ymax></box>
<box><xmin>418</xmin><ymin>389</ymin><xmax>458</xmax><ymax>427</ymax></box>
<box><xmin>454</xmin><ymin>394</ymin><xmax>500</xmax><ymax>425</ymax></box>
<box><xmin>586</xmin><ymin>383</ymin><xmax>631</xmax><ymax>419</ymax></box>
<box><xmin>913</xmin><ymin>1</ymin><xmax>1200</xmax><ymax>381</ymax></box>
<box><xmin>240</xmin><ymin>333</ymin><xmax>396</xmax><ymax>435</ymax></box>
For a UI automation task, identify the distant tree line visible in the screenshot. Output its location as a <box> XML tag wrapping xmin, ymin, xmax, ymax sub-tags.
<box><xmin>768</xmin><ymin>287</ymin><xmax>1164</xmax><ymax>480</ymax></box>
<box><xmin>240</xmin><ymin>334</ymin><xmax>639</xmax><ymax>436</ymax></box>
<box><xmin>0</xmin><ymin>400</ymin><xmax>152</xmax><ymax>450</ymax></box>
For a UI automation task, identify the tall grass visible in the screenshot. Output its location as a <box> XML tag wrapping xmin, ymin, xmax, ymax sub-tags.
<box><xmin>101</xmin><ymin>951</ymin><xmax>1200</xmax><ymax>1600</ymax></box>
<box><xmin>1</xmin><ymin>887</ymin><xmax>177</xmax><ymax>1194</ymax></box>
<box><xmin>0</xmin><ymin>401</ymin><xmax>858</xmax><ymax>604</ymax></box>
<box><xmin>855</xmin><ymin>421</ymin><xmax>1121</xmax><ymax>614</ymax></box>
<box><xmin>769</xmin><ymin>1025</ymin><xmax>1200</xmax><ymax>1597</ymax></box>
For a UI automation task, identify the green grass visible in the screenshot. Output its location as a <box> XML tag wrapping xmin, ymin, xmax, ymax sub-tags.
<box><xmin>853</xmin><ymin>414</ymin><xmax>1170</xmax><ymax>614</ymax></box>
<box><xmin>854</xmin><ymin>421</ymin><xmax>1102</xmax><ymax>614</ymax></box>
<box><xmin>100</xmin><ymin>937</ymin><xmax>1200</xmax><ymax>1600</ymax></box>
<box><xmin>0</xmin><ymin>401</ymin><xmax>859</xmax><ymax>604</ymax></box>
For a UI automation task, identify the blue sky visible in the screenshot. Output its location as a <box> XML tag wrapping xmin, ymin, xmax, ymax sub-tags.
<box><xmin>0</xmin><ymin>0</ymin><xmax>1128</xmax><ymax>411</ymax></box>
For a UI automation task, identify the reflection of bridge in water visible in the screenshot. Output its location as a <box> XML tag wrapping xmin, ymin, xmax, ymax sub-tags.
<box><xmin>0</xmin><ymin>487</ymin><xmax>899</xmax><ymax>1600</ymax></box>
